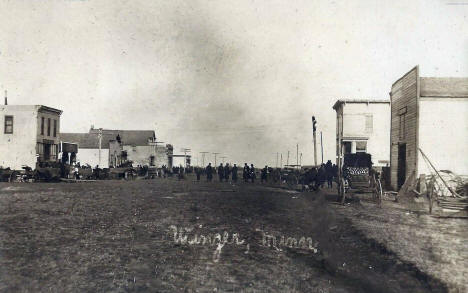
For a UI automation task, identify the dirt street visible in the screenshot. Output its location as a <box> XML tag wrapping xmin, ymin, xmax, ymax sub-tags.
<box><xmin>0</xmin><ymin>179</ymin><xmax>450</xmax><ymax>292</ymax></box>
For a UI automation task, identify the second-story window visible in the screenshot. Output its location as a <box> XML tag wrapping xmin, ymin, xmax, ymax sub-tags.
<box><xmin>4</xmin><ymin>116</ymin><xmax>13</xmax><ymax>134</ymax></box>
<box><xmin>41</xmin><ymin>117</ymin><xmax>45</xmax><ymax>135</ymax></box>
<box><xmin>53</xmin><ymin>120</ymin><xmax>57</xmax><ymax>137</ymax></box>
<box><xmin>47</xmin><ymin>118</ymin><xmax>51</xmax><ymax>136</ymax></box>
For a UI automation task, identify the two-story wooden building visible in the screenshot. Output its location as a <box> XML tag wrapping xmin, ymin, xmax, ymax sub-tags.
<box><xmin>389</xmin><ymin>66</ymin><xmax>468</xmax><ymax>190</ymax></box>
<box><xmin>333</xmin><ymin>99</ymin><xmax>391</xmax><ymax>169</ymax></box>
<box><xmin>61</xmin><ymin>128</ymin><xmax>173</xmax><ymax>168</ymax></box>
<box><xmin>0</xmin><ymin>104</ymin><xmax>62</xmax><ymax>170</ymax></box>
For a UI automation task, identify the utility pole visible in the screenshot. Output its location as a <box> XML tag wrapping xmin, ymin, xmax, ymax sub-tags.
<box><xmin>181</xmin><ymin>148</ymin><xmax>191</xmax><ymax>168</ymax></box>
<box><xmin>276</xmin><ymin>152</ymin><xmax>278</xmax><ymax>168</ymax></box>
<box><xmin>312</xmin><ymin>116</ymin><xmax>317</xmax><ymax>166</ymax></box>
<box><xmin>98</xmin><ymin>128</ymin><xmax>103</xmax><ymax>167</ymax></box>
<box><xmin>300</xmin><ymin>153</ymin><xmax>302</xmax><ymax>166</ymax></box>
<box><xmin>280</xmin><ymin>153</ymin><xmax>283</xmax><ymax>168</ymax></box>
<box><xmin>287</xmin><ymin>151</ymin><xmax>290</xmax><ymax>167</ymax></box>
<box><xmin>200</xmin><ymin>152</ymin><xmax>209</xmax><ymax>166</ymax></box>
<box><xmin>212</xmin><ymin>152</ymin><xmax>220</xmax><ymax>166</ymax></box>
<box><xmin>320</xmin><ymin>131</ymin><xmax>323</xmax><ymax>164</ymax></box>
<box><xmin>296</xmin><ymin>144</ymin><xmax>299</xmax><ymax>169</ymax></box>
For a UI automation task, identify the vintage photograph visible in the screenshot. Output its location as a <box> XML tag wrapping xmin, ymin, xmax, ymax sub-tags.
<box><xmin>0</xmin><ymin>0</ymin><xmax>467</xmax><ymax>292</ymax></box>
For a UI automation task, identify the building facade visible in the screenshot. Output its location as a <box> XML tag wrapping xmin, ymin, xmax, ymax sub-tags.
<box><xmin>333</xmin><ymin>99</ymin><xmax>391</xmax><ymax>168</ymax></box>
<box><xmin>0</xmin><ymin>105</ymin><xmax>62</xmax><ymax>170</ymax></box>
<box><xmin>61</xmin><ymin>128</ymin><xmax>172</xmax><ymax>168</ymax></box>
<box><xmin>389</xmin><ymin>66</ymin><xmax>468</xmax><ymax>190</ymax></box>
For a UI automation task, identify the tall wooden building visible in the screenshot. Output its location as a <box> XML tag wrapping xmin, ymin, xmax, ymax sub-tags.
<box><xmin>390</xmin><ymin>66</ymin><xmax>468</xmax><ymax>190</ymax></box>
<box><xmin>333</xmin><ymin>99</ymin><xmax>390</xmax><ymax>169</ymax></box>
<box><xmin>0</xmin><ymin>104</ymin><xmax>62</xmax><ymax>170</ymax></box>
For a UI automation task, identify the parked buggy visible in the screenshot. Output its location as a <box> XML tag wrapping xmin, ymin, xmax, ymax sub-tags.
<box><xmin>338</xmin><ymin>153</ymin><xmax>383</xmax><ymax>206</ymax></box>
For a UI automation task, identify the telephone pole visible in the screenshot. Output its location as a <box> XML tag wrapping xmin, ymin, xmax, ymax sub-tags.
<box><xmin>296</xmin><ymin>144</ymin><xmax>299</xmax><ymax>169</ymax></box>
<box><xmin>181</xmin><ymin>148</ymin><xmax>191</xmax><ymax>168</ymax></box>
<box><xmin>200</xmin><ymin>152</ymin><xmax>209</xmax><ymax>166</ymax></box>
<box><xmin>312</xmin><ymin>116</ymin><xmax>317</xmax><ymax>166</ymax></box>
<box><xmin>212</xmin><ymin>152</ymin><xmax>220</xmax><ymax>166</ymax></box>
<box><xmin>287</xmin><ymin>151</ymin><xmax>290</xmax><ymax>167</ymax></box>
<box><xmin>98</xmin><ymin>128</ymin><xmax>103</xmax><ymax>167</ymax></box>
<box><xmin>280</xmin><ymin>153</ymin><xmax>283</xmax><ymax>168</ymax></box>
<box><xmin>320</xmin><ymin>131</ymin><xmax>323</xmax><ymax>164</ymax></box>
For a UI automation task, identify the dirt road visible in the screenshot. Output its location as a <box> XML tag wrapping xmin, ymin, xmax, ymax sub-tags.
<box><xmin>0</xmin><ymin>179</ymin><xmax>448</xmax><ymax>292</ymax></box>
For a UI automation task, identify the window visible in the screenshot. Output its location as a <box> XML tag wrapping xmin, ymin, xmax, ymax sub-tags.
<box><xmin>53</xmin><ymin>120</ymin><xmax>57</xmax><ymax>137</ymax></box>
<box><xmin>4</xmin><ymin>116</ymin><xmax>13</xmax><ymax>134</ymax></box>
<box><xmin>356</xmin><ymin>141</ymin><xmax>367</xmax><ymax>153</ymax></box>
<box><xmin>41</xmin><ymin>117</ymin><xmax>45</xmax><ymax>135</ymax></box>
<box><xmin>47</xmin><ymin>118</ymin><xmax>51</xmax><ymax>136</ymax></box>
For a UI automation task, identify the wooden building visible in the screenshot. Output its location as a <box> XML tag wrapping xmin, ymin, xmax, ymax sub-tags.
<box><xmin>61</xmin><ymin>128</ymin><xmax>172</xmax><ymax>168</ymax></box>
<box><xmin>0</xmin><ymin>104</ymin><xmax>62</xmax><ymax>170</ymax></box>
<box><xmin>389</xmin><ymin>66</ymin><xmax>468</xmax><ymax>190</ymax></box>
<box><xmin>333</xmin><ymin>99</ymin><xmax>391</xmax><ymax>168</ymax></box>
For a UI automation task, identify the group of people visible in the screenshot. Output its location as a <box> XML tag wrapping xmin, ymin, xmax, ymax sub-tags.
<box><xmin>301</xmin><ymin>160</ymin><xmax>338</xmax><ymax>190</ymax></box>
<box><xmin>194</xmin><ymin>163</ymin><xmax>265</xmax><ymax>183</ymax></box>
<box><xmin>189</xmin><ymin>160</ymin><xmax>341</xmax><ymax>191</ymax></box>
<box><xmin>195</xmin><ymin>163</ymin><xmax>240</xmax><ymax>183</ymax></box>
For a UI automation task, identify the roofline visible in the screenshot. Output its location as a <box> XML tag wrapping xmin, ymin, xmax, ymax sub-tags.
<box><xmin>332</xmin><ymin>99</ymin><xmax>390</xmax><ymax>110</ymax></box>
<box><xmin>38</xmin><ymin>105</ymin><xmax>63</xmax><ymax>115</ymax></box>
<box><xmin>391</xmin><ymin>65</ymin><xmax>419</xmax><ymax>87</ymax></box>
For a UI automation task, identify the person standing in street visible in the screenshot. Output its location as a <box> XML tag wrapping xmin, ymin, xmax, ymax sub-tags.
<box><xmin>232</xmin><ymin>164</ymin><xmax>238</xmax><ymax>183</ymax></box>
<box><xmin>206</xmin><ymin>163</ymin><xmax>213</xmax><ymax>182</ymax></box>
<box><xmin>218</xmin><ymin>163</ymin><xmax>224</xmax><ymax>182</ymax></box>
<box><xmin>243</xmin><ymin>163</ymin><xmax>249</xmax><ymax>182</ymax></box>
<box><xmin>224</xmin><ymin>163</ymin><xmax>230</xmax><ymax>182</ymax></box>
<box><xmin>261</xmin><ymin>165</ymin><xmax>268</xmax><ymax>183</ymax></box>
<box><xmin>250</xmin><ymin>164</ymin><xmax>255</xmax><ymax>183</ymax></box>
<box><xmin>318</xmin><ymin>164</ymin><xmax>326</xmax><ymax>188</ymax></box>
<box><xmin>325</xmin><ymin>160</ymin><xmax>333</xmax><ymax>188</ymax></box>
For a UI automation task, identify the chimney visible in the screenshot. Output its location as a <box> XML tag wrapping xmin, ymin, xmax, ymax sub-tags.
<box><xmin>4</xmin><ymin>90</ymin><xmax>7</xmax><ymax>105</ymax></box>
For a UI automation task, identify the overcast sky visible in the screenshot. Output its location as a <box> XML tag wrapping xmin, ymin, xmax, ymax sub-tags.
<box><xmin>1</xmin><ymin>0</ymin><xmax>467</xmax><ymax>166</ymax></box>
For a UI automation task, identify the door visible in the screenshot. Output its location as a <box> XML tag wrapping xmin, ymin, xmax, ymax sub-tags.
<box><xmin>397</xmin><ymin>143</ymin><xmax>406</xmax><ymax>189</ymax></box>
<box><xmin>44</xmin><ymin>144</ymin><xmax>51</xmax><ymax>161</ymax></box>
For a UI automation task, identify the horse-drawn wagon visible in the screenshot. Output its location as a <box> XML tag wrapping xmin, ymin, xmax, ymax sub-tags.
<box><xmin>337</xmin><ymin>153</ymin><xmax>383</xmax><ymax>206</ymax></box>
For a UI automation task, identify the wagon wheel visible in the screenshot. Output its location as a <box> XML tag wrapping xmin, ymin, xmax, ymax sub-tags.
<box><xmin>373</xmin><ymin>178</ymin><xmax>383</xmax><ymax>207</ymax></box>
<box><xmin>339</xmin><ymin>177</ymin><xmax>346</xmax><ymax>204</ymax></box>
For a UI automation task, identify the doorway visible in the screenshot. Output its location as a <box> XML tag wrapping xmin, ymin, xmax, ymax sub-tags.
<box><xmin>397</xmin><ymin>143</ymin><xmax>406</xmax><ymax>189</ymax></box>
<box><xmin>44</xmin><ymin>144</ymin><xmax>51</xmax><ymax>161</ymax></box>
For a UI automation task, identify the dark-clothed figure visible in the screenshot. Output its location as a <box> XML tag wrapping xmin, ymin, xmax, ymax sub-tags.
<box><xmin>243</xmin><ymin>163</ymin><xmax>249</xmax><ymax>182</ymax></box>
<box><xmin>206</xmin><ymin>163</ymin><xmax>213</xmax><ymax>182</ymax></box>
<box><xmin>332</xmin><ymin>164</ymin><xmax>338</xmax><ymax>182</ymax></box>
<box><xmin>218</xmin><ymin>163</ymin><xmax>224</xmax><ymax>182</ymax></box>
<box><xmin>196</xmin><ymin>167</ymin><xmax>201</xmax><ymax>181</ymax></box>
<box><xmin>177</xmin><ymin>166</ymin><xmax>184</xmax><ymax>180</ymax></box>
<box><xmin>261</xmin><ymin>166</ymin><xmax>268</xmax><ymax>183</ymax></box>
<box><xmin>310</xmin><ymin>167</ymin><xmax>318</xmax><ymax>190</ymax></box>
<box><xmin>232</xmin><ymin>164</ymin><xmax>238</xmax><ymax>183</ymax></box>
<box><xmin>318</xmin><ymin>164</ymin><xmax>326</xmax><ymax>188</ymax></box>
<box><xmin>250</xmin><ymin>164</ymin><xmax>255</xmax><ymax>183</ymax></box>
<box><xmin>325</xmin><ymin>160</ymin><xmax>333</xmax><ymax>188</ymax></box>
<box><xmin>224</xmin><ymin>163</ymin><xmax>230</xmax><ymax>181</ymax></box>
